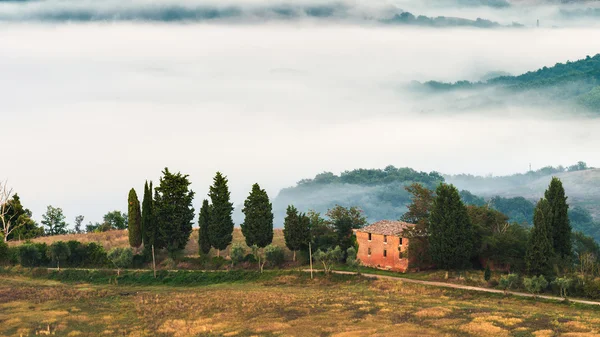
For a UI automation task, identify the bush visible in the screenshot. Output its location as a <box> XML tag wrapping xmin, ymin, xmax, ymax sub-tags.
<box><xmin>346</xmin><ymin>247</ymin><xmax>361</xmax><ymax>272</ymax></box>
<box><xmin>583</xmin><ymin>278</ymin><xmax>600</xmax><ymax>299</ymax></box>
<box><xmin>498</xmin><ymin>273</ymin><xmax>519</xmax><ymax>294</ymax></box>
<box><xmin>132</xmin><ymin>254</ymin><xmax>147</xmax><ymax>269</ymax></box>
<box><xmin>49</xmin><ymin>241</ymin><xmax>71</xmax><ymax>269</ymax></box>
<box><xmin>84</xmin><ymin>242</ymin><xmax>108</xmax><ymax>267</ymax></box>
<box><xmin>32</xmin><ymin>242</ymin><xmax>51</xmax><ymax>266</ymax></box>
<box><xmin>243</xmin><ymin>253</ymin><xmax>257</xmax><ymax>263</ymax></box>
<box><xmin>7</xmin><ymin>247</ymin><xmax>19</xmax><ymax>265</ymax></box>
<box><xmin>484</xmin><ymin>264</ymin><xmax>491</xmax><ymax>282</ymax></box>
<box><xmin>108</xmin><ymin>247</ymin><xmax>134</xmax><ymax>271</ymax></box>
<box><xmin>66</xmin><ymin>241</ymin><xmax>85</xmax><ymax>267</ymax></box>
<box><xmin>230</xmin><ymin>244</ymin><xmax>245</xmax><ymax>266</ymax></box>
<box><xmin>265</xmin><ymin>244</ymin><xmax>285</xmax><ymax>267</ymax></box>
<box><xmin>523</xmin><ymin>275</ymin><xmax>548</xmax><ymax>297</ymax></box>
<box><xmin>0</xmin><ymin>236</ymin><xmax>8</xmax><ymax>264</ymax></box>
<box><xmin>19</xmin><ymin>244</ymin><xmax>42</xmax><ymax>267</ymax></box>
<box><xmin>211</xmin><ymin>256</ymin><xmax>228</xmax><ymax>269</ymax></box>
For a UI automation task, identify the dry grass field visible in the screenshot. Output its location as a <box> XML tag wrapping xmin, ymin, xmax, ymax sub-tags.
<box><xmin>1</xmin><ymin>272</ymin><xmax>600</xmax><ymax>337</ymax></box>
<box><xmin>9</xmin><ymin>228</ymin><xmax>291</xmax><ymax>259</ymax></box>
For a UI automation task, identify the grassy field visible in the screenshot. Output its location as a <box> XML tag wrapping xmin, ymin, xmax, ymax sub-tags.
<box><xmin>1</xmin><ymin>271</ymin><xmax>600</xmax><ymax>337</ymax></box>
<box><xmin>9</xmin><ymin>228</ymin><xmax>292</xmax><ymax>259</ymax></box>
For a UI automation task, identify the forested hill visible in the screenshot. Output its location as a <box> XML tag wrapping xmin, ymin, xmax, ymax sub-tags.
<box><xmin>421</xmin><ymin>54</ymin><xmax>600</xmax><ymax>112</ymax></box>
<box><xmin>271</xmin><ymin>163</ymin><xmax>600</xmax><ymax>241</ymax></box>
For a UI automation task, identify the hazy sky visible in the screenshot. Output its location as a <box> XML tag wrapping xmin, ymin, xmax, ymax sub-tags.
<box><xmin>2</xmin><ymin>20</ymin><xmax>600</xmax><ymax>226</ymax></box>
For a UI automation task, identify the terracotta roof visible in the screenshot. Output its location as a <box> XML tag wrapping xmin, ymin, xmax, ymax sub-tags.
<box><xmin>356</xmin><ymin>220</ymin><xmax>415</xmax><ymax>236</ymax></box>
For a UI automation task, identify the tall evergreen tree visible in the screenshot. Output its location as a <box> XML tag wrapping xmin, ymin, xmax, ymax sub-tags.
<box><xmin>127</xmin><ymin>188</ymin><xmax>142</xmax><ymax>248</ymax></box>
<box><xmin>283</xmin><ymin>205</ymin><xmax>310</xmax><ymax>261</ymax></box>
<box><xmin>198</xmin><ymin>199</ymin><xmax>212</xmax><ymax>255</ymax></box>
<box><xmin>208</xmin><ymin>172</ymin><xmax>234</xmax><ymax>256</ymax></box>
<box><xmin>428</xmin><ymin>184</ymin><xmax>474</xmax><ymax>271</ymax></box>
<box><xmin>141</xmin><ymin>181</ymin><xmax>155</xmax><ymax>247</ymax></box>
<box><xmin>241</xmin><ymin>183</ymin><xmax>274</xmax><ymax>249</ymax></box>
<box><xmin>545</xmin><ymin>177</ymin><xmax>572</xmax><ymax>258</ymax></box>
<box><xmin>525</xmin><ymin>198</ymin><xmax>555</xmax><ymax>276</ymax></box>
<box><xmin>153</xmin><ymin>168</ymin><xmax>195</xmax><ymax>252</ymax></box>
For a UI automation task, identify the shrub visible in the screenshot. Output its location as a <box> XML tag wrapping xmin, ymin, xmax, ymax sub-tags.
<box><xmin>265</xmin><ymin>244</ymin><xmax>285</xmax><ymax>267</ymax></box>
<box><xmin>84</xmin><ymin>242</ymin><xmax>108</xmax><ymax>267</ymax></box>
<box><xmin>211</xmin><ymin>256</ymin><xmax>228</xmax><ymax>270</ymax></box>
<box><xmin>484</xmin><ymin>264</ymin><xmax>491</xmax><ymax>282</ymax></box>
<box><xmin>523</xmin><ymin>275</ymin><xmax>548</xmax><ymax>297</ymax></box>
<box><xmin>33</xmin><ymin>242</ymin><xmax>51</xmax><ymax>266</ymax></box>
<box><xmin>66</xmin><ymin>241</ymin><xmax>85</xmax><ymax>267</ymax></box>
<box><xmin>108</xmin><ymin>247</ymin><xmax>133</xmax><ymax>273</ymax></box>
<box><xmin>583</xmin><ymin>278</ymin><xmax>600</xmax><ymax>299</ymax></box>
<box><xmin>0</xmin><ymin>235</ymin><xmax>8</xmax><ymax>264</ymax></box>
<box><xmin>7</xmin><ymin>247</ymin><xmax>19</xmax><ymax>265</ymax></box>
<box><xmin>243</xmin><ymin>253</ymin><xmax>257</xmax><ymax>263</ymax></box>
<box><xmin>132</xmin><ymin>254</ymin><xmax>147</xmax><ymax>269</ymax></box>
<box><xmin>230</xmin><ymin>244</ymin><xmax>245</xmax><ymax>267</ymax></box>
<box><xmin>49</xmin><ymin>241</ymin><xmax>71</xmax><ymax>270</ymax></box>
<box><xmin>346</xmin><ymin>247</ymin><xmax>361</xmax><ymax>273</ymax></box>
<box><xmin>19</xmin><ymin>244</ymin><xmax>42</xmax><ymax>267</ymax></box>
<box><xmin>498</xmin><ymin>273</ymin><xmax>519</xmax><ymax>294</ymax></box>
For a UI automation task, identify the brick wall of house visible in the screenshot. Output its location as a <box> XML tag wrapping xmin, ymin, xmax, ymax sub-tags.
<box><xmin>356</xmin><ymin>231</ymin><xmax>410</xmax><ymax>272</ymax></box>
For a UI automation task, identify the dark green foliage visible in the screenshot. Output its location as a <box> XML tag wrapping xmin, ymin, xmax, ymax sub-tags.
<box><xmin>382</xmin><ymin>11</ymin><xmax>505</xmax><ymax>28</ymax></box>
<box><xmin>545</xmin><ymin>177</ymin><xmax>572</xmax><ymax>258</ymax></box>
<box><xmin>296</xmin><ymin>166</ymin><xmax>444</xmax><ymax>187</ymax></box>
<box><xmin>73</xmin><ymin>215</ymin><xmax>84</xmax><ymax>234</ymax></box>
<box><xmin>198</xmin><ymin>199</ymin><xmax>211</xmax><ymax>255</ymax></box>
<box><xmin>154</xmin><ymin>168</ymin><xmax>195</xmax><ymax>252</ymax></box>
<box><xmin>0</xmin><ymin>234</ymin><xmax>8</xmax><ymax>263</ymax></box>
<box><xmin>49</xmin><ymin>241</ymin><xmax>71</xmax><ymax>269</ymax></box>
<box><xmin>422</xmin><ymin>54</ymin><xmax>600</xmax><ymax>112</ymax></box>
<box><xmin>326</xmin><ymin>205</ymin><xmax>367</xmax><ymax>256</ymax></box>
<box><xmin>108</xmin><ymin>247</ymin><xmax>134</xmax><ymax>269</ymax></box>
<box><xmin>208</xmin><ymin>172</ymin><xmax>234</xmax><ymax>253</ymax></box>
<box><xmin>525</xmin><ymin>199</ymin><xmax>555</xmax><ymax>276</ymax></box>
<box><xmin>460</xmin><ymin>190</ymin><xmax>486</xmax><ymax>206</ymax></box>
<box><xmin>484</xmin><ymin>264</ymin><xmax>491</xmax><ymax>281</ymax></box>
<box><xmin>65</xmin><ymin>240</ymin><xmax>84</xmax><ymax>267</ymax></box>
<box><xmin>41</xmin><ymin>205</ymin><xmax>68</xmax><ymax>236</ymax></box>
<box><xmin>141</xmin><ymin>181</ymin><xmax>155</xmax><ymax>247</ymax></box>
<box><xmin>84</xmin><ymin>242</ymin><xmax>109</xmax><ymax>267</ymax></box>
<box><xmin>573</xmin><ymin>231</ymin><xmax>600</xmax><ymax>258</ymax></box>
<box><xmin>264</xmin><ymin>244</ymin><xmax>285</xmax><ymax>267</ymax></box>
<box><xmin>241</xmin><ymin>183</ymin><xmax>274</xmax><ymax>248</ymax></box>
<box><xmin>243</xmin><ymin>254</ymin><xmax>257</xmax><ymax>263</ymax></box>
<box><xmin>128</xmin><ymin>188</ymin><xmax>142</xmax><ymax>248</ymax></box>
<box><xmin>489</xmin><ymin>196</ymin><xmax>535</xmax><ymax>226</ymax></box>
<box><xmin>308</xmin><ymin>210</ymin><xmax>337</xmax><ymax>252</ymax></box>
<box><xmin>18</xmin><ymin>244</ymin><xmax>42</xmax><ymax>267</ymax></box>
<box><xmin>2</xmin><ymin>194</ymin><xmax>43</xmax><ymax>241</ymax></box>
<box><xmin>428</xmin><ymin>184</ymin><xmax>474</xmax><ymax>271</ymax></box>
<box><xmin>85</xmin><ymin>211</ymin><xmax>128</xmax><ymax>233</ymax></box>
<box><xmin>283</xmin><ymin>205</ymin><xmax>310</xmax><ymax>259</ymax></box>
<box><xmin>569</xmin><ymin>206</ymin><xmax>600</xmax><ymax>242</ymax></box>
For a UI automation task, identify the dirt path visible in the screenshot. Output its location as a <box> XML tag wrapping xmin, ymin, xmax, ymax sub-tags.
<box><xmin>307</xmin><ymin>269</ymin><xmax>600</xmax><ymax>306</ymax></box>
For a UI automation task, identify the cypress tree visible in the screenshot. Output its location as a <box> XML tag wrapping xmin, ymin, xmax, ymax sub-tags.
<box><xmin>241</xmin><ymin>183</ymin><xmax>274</xmax><ymax>249</ymax></box>
<box><xmin>283</xmin><ymin>205</ymin><xmax>310</xmax><ymax>262</ymax></box>
<box><xmin>545</xmin><ymin>177</ymin><xmax>572</xmax><ymax>258</ymax></box>
<box><xmin>525</xmin><ymin>198</ymin><xmax>554</xmax><ymax>276</ymax></box>
<box><xmin>428</xmin><ymin>183</ymin><xmax>474</xmax><ymax>271</ymax></box>
<box><xmin>127</xmin><ymin>188</ymin><xmax>142</xmax><ymax>248</ymax></box>
<box><xmin>153</xmin><ymin>168</ymin><xmax>195</xmax><ymax>252</ymax></box>
<box><xmin>198</xmin><ymin>199</ymin><xmax>212</xmax><ymax>255</ymax></box>
<box><xmin>141</xmin><ymin>181</ymin><xmax>154</xmax><ymax>246</ymax></box>
<box><xmin>208</xmin><ymin>172</ymin><xmax>234</xmax><ymax>256</ymax></box>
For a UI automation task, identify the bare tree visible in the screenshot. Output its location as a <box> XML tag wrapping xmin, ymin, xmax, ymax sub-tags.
<box><xmin>0</xmin><ymin>180</ymin><xmax>24</xmax><ymax>242</ymax></box>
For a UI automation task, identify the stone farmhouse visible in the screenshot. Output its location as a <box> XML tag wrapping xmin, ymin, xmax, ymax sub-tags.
<box><xmin>355</xmin><ymin>220</ymin><xmax>415</xmax><ymax>272</ymax></box>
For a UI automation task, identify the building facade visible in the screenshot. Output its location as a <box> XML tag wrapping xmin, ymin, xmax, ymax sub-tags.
<box><xmin>355</xmin><ymin>220</ymin><xmax>414</xmax><ymax>272</ymax></box>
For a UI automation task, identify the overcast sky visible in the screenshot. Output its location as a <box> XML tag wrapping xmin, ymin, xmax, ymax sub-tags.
<box><xmin>2</xmin><ymin>20</ymin><xmax>600</xmax><ymax>226</ymax></box>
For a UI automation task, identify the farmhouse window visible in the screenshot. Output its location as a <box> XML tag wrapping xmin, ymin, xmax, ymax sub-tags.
<box><xmin>368</xmin><ymin>248</ymin><xmax>371</xmax><ymax>256</ymax></box>
<box><xmin>383</xmin><ymin>235</ymin><xmax>387</xmax><ymax>243</ymax></box>
<box><xmin>368</xmin><ymin>233</ymin><xmax>372</xmax><ymax>241</ymax></box>
<box><xmin>383</xmin><ymin>250</ymin><xmax>387</xmax><ymax>258</ymax></box>
<box><xmin>399</xmin><ymin>237</ymin><xmax>403</xmax><ymax>245</ymax></box>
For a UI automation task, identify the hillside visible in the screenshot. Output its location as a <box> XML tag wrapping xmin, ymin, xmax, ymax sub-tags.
<box><xmin>272</xmin><ymin>164</ymin><xmax>600</xmax><ymax>240</ymax></box>
<box><xmin>420</xmin><ymin>54</ymin><xmax>600</xmax><ymax>112</ymax></box>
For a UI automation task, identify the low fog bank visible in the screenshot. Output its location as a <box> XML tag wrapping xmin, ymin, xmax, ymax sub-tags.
<box><xmin>0</xmin><ymin>0</ymin><xmax>600</xmax><ymax>27</ymax></box>
<box><xmin>2</xmin><ymin>23</ymin><xmax>600</xmax><ymax>226</ymax></box>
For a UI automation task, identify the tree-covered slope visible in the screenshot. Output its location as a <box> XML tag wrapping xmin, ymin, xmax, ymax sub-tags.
<box><xmin>272</xmin><ymin>163</ymin><xmax>600</xmax><ymax>241</ymax></box>
<box><xmin>421</xmin><ymin>54</ymin><xmax>600</xmax><ymax>112</ymax></box>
